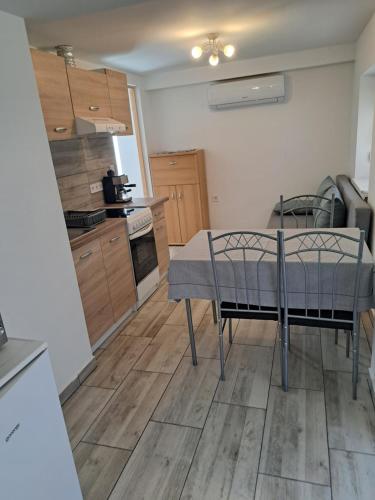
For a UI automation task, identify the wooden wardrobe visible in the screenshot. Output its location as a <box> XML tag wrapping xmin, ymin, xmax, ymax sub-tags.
<box><xmin>149</xmin><ymin>149</ymin><xmax>209</xmax><ymax>245</ymax></box>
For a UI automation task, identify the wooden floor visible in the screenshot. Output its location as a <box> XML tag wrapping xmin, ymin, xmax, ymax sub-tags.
<box><xmin>63</xmin><ymin>281</ymin><xmax>375</xmax><ymax>500</ymax></box>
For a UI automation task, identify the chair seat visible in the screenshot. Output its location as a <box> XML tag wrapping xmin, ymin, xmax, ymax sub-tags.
<box><xmin>220</xmin><ymin>302</ymin><xmax>353</xmax><ymax>329</ymax></box>
<box><xmin>287</xmin><ymin>308</ymin><xmax>354</xmax><ymax>330</ymax></box>
<box><xmin>220</xmin><ymin>302</ymin><xmax>279</xmax><ymax>321</ymax></box>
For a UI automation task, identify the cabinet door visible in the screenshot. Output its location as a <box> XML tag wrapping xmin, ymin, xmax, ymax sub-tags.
<box><xmin>73</xmin><ymin>239</ymin><xmax>114</xmax><ymax>346</ymax></box>
<box><xmin>100</xmin><ymin>225</ymin><xmax>136</xmax><ymax>321</ymax></box>
<box><xmin>153</xmin><ymin>215</ymin><xmax>170</xmax><ymax>276</ymax></box>
<box><xmin>177</xmin><ymin>184</ymin><xmax>202</xmax><ymax>244</ymax></box>
<box><xmin>106</xmin><ymin>70</ymin><xmax>133</xmax><ymax>135</ymax></box>
<box><xmin>67</xmin><ymin>67</ymin><xmax>112</xmax><ymax>118</ymax></box>
<box><xmin>154</xmin><ymin>185</ymin><xmax>182</xmax><ymax>245</ymax></box>
<box><xmin>31</xmin><ymin>49</ymin><xmax>75</xmax><ymax>141</ymax></box>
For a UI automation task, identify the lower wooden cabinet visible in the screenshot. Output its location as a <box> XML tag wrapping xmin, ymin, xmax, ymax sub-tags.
<box><xmin>72</xmin><ymin>221</ymin><xmax>136</xmax><ymax>346</ymax></box>
<box><xmin>154</xmin><ymin>184</ymin><xmax>203</xmax><ymax>245</ymax></box>
<box><xmin>152</xmin><ymin>204</ymin><xmax>170</xmax><ymax>276</ymax></box>
<box><xmin>100</xmin><ymin>224</ymin><xmax>136</xmax><ymax>321</ymax></box>
<box><xmin>72</xmin><ymin>239</ymin><xmax>114</xmax><ymax>346</ymax></box>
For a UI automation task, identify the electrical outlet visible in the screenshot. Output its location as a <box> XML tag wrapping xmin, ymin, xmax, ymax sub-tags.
<box><xmin>90</xmin><ymin>182</ymin><xmax>103</xmax><ymax>194</ymax></box>
<box><xmin>211</xmin><ymin>195</ymin><xmax>220</xmax><ymax>203</ymax></box>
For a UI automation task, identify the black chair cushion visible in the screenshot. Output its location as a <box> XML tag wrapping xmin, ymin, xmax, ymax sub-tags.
<box><xmin>220</xmin><ymin>302</ymin><xmax>279</xmax><ymax>321</ymax></box>
<box><xmin>287</xmin><ymin>308</ymin><xmax>354</xmax><ymax>330</ymax></box>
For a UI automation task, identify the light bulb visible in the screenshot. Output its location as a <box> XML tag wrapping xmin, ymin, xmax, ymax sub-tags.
<box><xmin>223</xmin><ymin>44</ymin><xmax>235</xmax><ymax>58</ymax></box>
<box><xmin>191</xmin><ymin>46</ymin><xmax>203</xmax><ymax>59</ymax></box>
<box><xmin>209</xmin><ymin>53</ymin><xmax>219</xmax><ymax>66</ymax></box>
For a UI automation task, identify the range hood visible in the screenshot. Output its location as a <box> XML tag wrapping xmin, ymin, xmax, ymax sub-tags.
<box><xmin>75</xmin><ymin>116</ymin><xmax>126</xmax><ymax>135</ymax></box>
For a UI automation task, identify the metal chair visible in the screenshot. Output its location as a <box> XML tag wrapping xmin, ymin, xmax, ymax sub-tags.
<box><xmin>280</xmin><ymin>194</ymin><xmax>335</xmax><ymax>229</ymax></box>
<box><xmin>208</xmin><ymin>231</ymin><xmax>282</xmax><ymax>380</ymax></box>
<box><xmin>278</xmin><ymin>229</ymin><xmax>365</xmax><ymax>399</ymax></box>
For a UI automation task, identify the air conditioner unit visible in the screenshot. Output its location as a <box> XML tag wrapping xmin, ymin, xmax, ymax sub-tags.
<box><xmin>208</xmin><ymin>74</ymin><xmax>285</xmax><ymax>109</ymax></box>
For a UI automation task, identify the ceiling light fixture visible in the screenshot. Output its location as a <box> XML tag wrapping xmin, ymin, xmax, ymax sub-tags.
<box><xmin>191</xmin><ymin>33</ymin><xmax>235</xmax><ymax>66</ymax></box>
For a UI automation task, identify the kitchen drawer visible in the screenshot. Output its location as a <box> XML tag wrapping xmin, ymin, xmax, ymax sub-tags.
<box><xmin>100</xmin><ymin>225</ymin><xmax>136</xmax><ymax>321</ymax></box>
<box><xmin>150</xmin><ymin>154</ymin><xmax>199</xmax><ymax>186</ymax></box>
<box><xmin>151</xmin><ymin>204</ymin><xmax>166</xmax><ymax>223</ymax></box>
<box><xmin>72</xmin><ymin>238</ymin><xmax>114</xmax><ymax>345</ymax></box>
<box><xmin>154</xmin><ymin>218</ymin><xmax>170</xmax><ymax>276</ymax></box>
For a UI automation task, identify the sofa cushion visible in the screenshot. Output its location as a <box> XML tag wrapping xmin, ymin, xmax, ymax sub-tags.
<box><xmin>336</xmin><ymin>175</ymin><xmax>372</xmax><ymax>243</ymax></box>
<box><xmin>273</xmin><ymin>198</ymin><xmax>313</xmax><ymax>215</ymax></box>
<box><xmin>267</xmin><ymin>212</ymin><xmax>314</xmax><ymax>229</ymax></box>
<box><xmin>314</xmin><ymin>185</ymin><xmax>346</xmax><ymax>228</ymax></box>
<box><xmin>316</xmin><ymin>175</ymin><xmax>335</xmax><ymax>198</ymax></box>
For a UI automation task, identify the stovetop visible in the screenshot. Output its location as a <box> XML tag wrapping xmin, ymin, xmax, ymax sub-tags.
<box><xmin>106</xmin><ymin>207</ymin><xmax>142</xmax><ymax>218</ymax></box>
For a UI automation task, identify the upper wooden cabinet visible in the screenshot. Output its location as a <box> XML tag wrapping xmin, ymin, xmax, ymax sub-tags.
<box><xmin>31</xmin><ymin>49</ymin><xmax>133</xmax><ymax>140</ymax></box>
<box><xmin>105</xmin><ymin>69</ymin><xmax>133</xmax><ymax>135</ymax></box>
<box><xmin>149</xmin><ymin>150</ymin><xmax>209</xmax><ymax>245</ymax></box>
<box><xmin>66</xmin><ymin>66</ymin><xmax>112</xmax><ymax>118</ymax></box>
<box><xmin>31</xmin><ymin>49</ymin><xmax>75</xmax><ymax>141</ymax></box>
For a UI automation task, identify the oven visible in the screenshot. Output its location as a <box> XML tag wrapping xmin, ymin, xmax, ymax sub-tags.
<box><xmin>106</xmin><ymin>206</ymin><xmax>160</xmax><ymax>307</ymax></box>
<box><xmin>129</xmin><ymin>222</ymin><xmax>158</xmax><ymax>285</ymax></box>
<box><xmin>129</xmin><ymin>219</ymin><xmax>160</xmax><ymax>306</ymax></box>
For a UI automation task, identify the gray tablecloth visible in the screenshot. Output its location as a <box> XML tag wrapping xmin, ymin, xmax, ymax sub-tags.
<box><xmin>168</xmin><ymin>228</ymin><xmax>375</xmax><ymax>312</ymax></box>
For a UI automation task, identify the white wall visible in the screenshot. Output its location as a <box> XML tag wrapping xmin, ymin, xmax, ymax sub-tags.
<box><xmin>145</xmin><ymin>63</ymin><xmax>354</xmax><ymax>228</ymax></box>
<box><xmin>354</xmin><ymin>74</ymin><xmax>375</xmax><ymax>181</ymax></box>
<box><xmin>0</xmin><ymin>11</ymin><xmax>93</xmax><ymax>393</ymax></box>
<box><xmin>352</xmin><ymin>12</ymin><xmax>375</xmax><ymax>385</ymax></box>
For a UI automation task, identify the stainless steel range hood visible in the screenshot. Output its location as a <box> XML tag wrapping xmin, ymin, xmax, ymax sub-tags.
<box><xmin>75</xmin><ymin>116</ymin><xmax>127</xmax><ymax>135</ymax></box>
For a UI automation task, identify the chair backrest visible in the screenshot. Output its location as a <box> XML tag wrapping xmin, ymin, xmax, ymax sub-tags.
<box><xmin>280</xmin><ymin>194</ymin><xmax>335</xmax><ymax>229</ymax></box>
<box><xmin>207</xmin><ymin>231</ymin><xmax>280</xmax><ymax>316</ymax></box>
<box><xmin>278</xmin><ymin>229</ymin><xmax>365</xmax><ymax>327</ymax></box>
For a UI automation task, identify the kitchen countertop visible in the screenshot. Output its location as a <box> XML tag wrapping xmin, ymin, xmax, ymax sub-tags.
<box><xmin>0</xmin><ymin>338</ymin><xmax>47</xmax><ymax>390</ymax></box>
<box><xmin>68</xmin><ymin>218</ymin><xmax>126</xmax><ymax>251</ymax></box>
<box><xmin>102</xmin><ymin>196</ymin><xmax>168</xmax><ymax>210</ymax></box>
<box><xmin>68</xmin><ymin>197</ymin><xmax>168</xmax><ymax>250</ymax></box>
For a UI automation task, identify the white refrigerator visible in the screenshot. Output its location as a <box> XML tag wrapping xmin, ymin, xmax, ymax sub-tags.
<box><xmin>0</xmin><ymin>339</ymin><xmax>82</xmax><ymax>500</ymax></box>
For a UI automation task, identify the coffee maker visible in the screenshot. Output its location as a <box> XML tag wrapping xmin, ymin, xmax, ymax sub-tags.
<box><xmin>102</xmin><ymin>168</ymin><xmax>136</xmax><ymax>204</ymax></box>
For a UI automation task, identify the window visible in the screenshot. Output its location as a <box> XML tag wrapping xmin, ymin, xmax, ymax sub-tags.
<box><xmin>113</xmin><ymin>86</ymin><xmax>149</xmax><ymax>197</ymax></box>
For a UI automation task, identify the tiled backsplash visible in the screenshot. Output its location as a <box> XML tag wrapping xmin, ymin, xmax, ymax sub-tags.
<box><xmin>50</xmin><ymin>135</ymin><xmax>116</xmax><ymax>211</ymax></box>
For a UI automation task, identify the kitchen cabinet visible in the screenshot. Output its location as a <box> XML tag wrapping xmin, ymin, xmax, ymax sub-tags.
<box><xmin>154</xmin><ymin>185</ymin><xmax>182</xmax><ymax>245</ymax></box>
<box><xmin>100</xmin><ymin>224</ymin><xmax>136</xmax><ymax>321</ymax></box>
<box><xmin>31</xmin><ymin>49</ymin><xmax>133</xmax><ymax>140</ymax></box>
<box><xmin>72</xmin><ymin>220</ymin><xmax>136</xmax><ymax>346</ymax></box>
<box><xmin>72</xmin><ymin>238</ymin><xmax>114</xmax><ymax>346</ymax></box>
<box><xmin>176</xmin><ymin>184</ymin><xmax>202</xmax><ymax>243</ymax></box>
<box><xmin>66</xmin><ymin>66</ymin><xmax>112</xmax><ymax>118</ymax></box>
<box><xmin>151</xmin><ymin>204</ymin><xmax>170</xmax><ymax>276</ymax></box>
<box><xmin>31</xmin><ymin>49</ymin><xmax>75</xmax><ymax>141</ymax></box>
<box><xmin>149</xmin><ymin>150</ymin><xmax>209</xmax><ymax>245</ymax></box>
<box><xmin>105</xmin><ymin>69</ymin><xmax>133</xmax><ymax>135</ymax></box>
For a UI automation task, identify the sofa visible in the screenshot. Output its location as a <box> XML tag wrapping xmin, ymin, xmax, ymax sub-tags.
<box><xmin>268</xmin><ymin>175</ymin><xmax>372</xmax><ymax>245</ymax></box>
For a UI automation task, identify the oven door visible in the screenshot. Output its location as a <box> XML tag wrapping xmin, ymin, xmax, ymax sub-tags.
<box><xmin>129</xmin><ymin>223</ymin><xmax>158</xmax><ymax>285</ymax></box>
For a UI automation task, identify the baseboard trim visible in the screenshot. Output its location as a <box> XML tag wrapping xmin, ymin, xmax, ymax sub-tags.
<box><xmin>59</xmin><ymin>357</ymin><xmax>97</xmax><ymax>405</ymax></box>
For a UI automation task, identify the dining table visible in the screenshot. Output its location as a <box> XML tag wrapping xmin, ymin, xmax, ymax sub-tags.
<box><xmin>168</xmin><ymin>228</ymin><xmax>375</xmax><ymax>364</ymax></box>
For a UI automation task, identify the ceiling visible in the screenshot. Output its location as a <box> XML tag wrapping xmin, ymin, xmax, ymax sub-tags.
<box><xmin>1</xmin><ymin>0</ymin><xmax>374</xmax><ymax>74</ymax></box>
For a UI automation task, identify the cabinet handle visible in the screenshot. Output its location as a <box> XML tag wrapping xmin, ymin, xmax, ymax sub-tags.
<box><xmin>89</xmin><ymin>105</ymin><xmax>100</xmax><ymax>111</ymax></box>
<box><xmin>168</xmin><ymin>161</ymin><xmax>177</xmax><ymax>166</ymax></box>
<box><xmin>171</xmin><ymin>192</ymin><xmax>175</xmax><ymax>200</ymax></box>
<box><xmin>80</xmin><ymin>250</ymin><xmax>93</xmax><ymax>260</ymax></box>
<box><xmin>54</xmin><ymin>127</ymin><xmax>68</xmax><ymax>133</ymax></box>
<box><xmin>109</xmin><ymin>236</ymin><xmax>120</xmax><ymax>243</ymax></box>
<box><xmin>178</xmin><ymin>192</ymin><xmax>183</xmax><ymax>200</ymax></box>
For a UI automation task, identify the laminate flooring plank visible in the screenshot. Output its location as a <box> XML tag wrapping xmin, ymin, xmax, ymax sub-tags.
<box><xmin>108</xmin><ymin>422</ymin><xmax>200</xmax><ymax>500</ymax></box>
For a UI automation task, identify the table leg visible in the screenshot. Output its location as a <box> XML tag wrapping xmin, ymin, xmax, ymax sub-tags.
<box><xmin>185</xmin><ymin>299</ymin><xmax>197</xmax><ymax>366</ymax></box>
<box><xmin>211</xmin><ymin>300</ymin><xmax>218</xmax><ymax>324</ymax></box>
